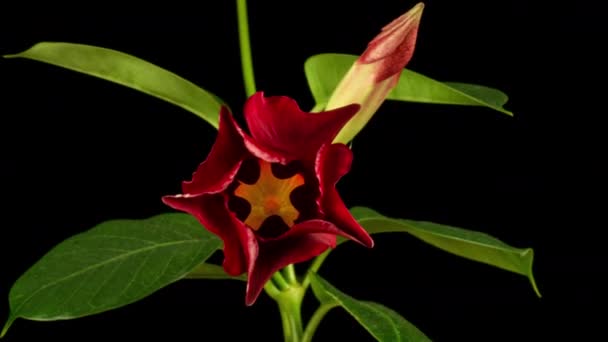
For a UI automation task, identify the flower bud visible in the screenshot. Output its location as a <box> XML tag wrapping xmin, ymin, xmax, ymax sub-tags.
<box><xmin>328</xmin><ymin>3</ymin><xmax>424</xmax><ymax>144</ymax></box>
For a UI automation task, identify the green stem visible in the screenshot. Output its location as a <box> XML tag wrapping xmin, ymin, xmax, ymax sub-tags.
<box><xmin>279</xmin><ymin>304</ymin><xmax>295</xmax><ymax>342</ymax></box>
<box><xmin>272</xmin><ymin>271</ymin><xmax>290</xmax><ymax>291</ymax></box>
<box><xmin>264</xmin><ymin>280</ymin><xmax>281</xmax><ymax>299</ymax></box>
<box><xmin>301</xmin><ymin>249</ymin><xmax>331</xmax><ymax>290</ymax></box>
<box><xmin>301</xmin><ymin>303</ymin><xmax>337</xmax><ymax>342</ymax></box>
<box><xmin>276</xmin><ymin>287</ymin><xmax>305</xmax><ymax>342</ymax></box>
<box><xmin>283</xmin><ymin>264</ymin><xmax>298</xmax><ymax>285</ymax></box>
<box><xmin>236</xmin><ymin>0</ymin><xmax>257</xmax><ymax>97</ymax></box>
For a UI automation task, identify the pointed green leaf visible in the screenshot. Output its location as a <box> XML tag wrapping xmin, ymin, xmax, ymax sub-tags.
<box><xmin>305</xmin><ymin>53</ymin><xmax>512</xmax><ymax>115</ymax></box>
<box><xmin>1</xmin><ymin>213</ymin><xmax>221</xmax><ymax>338</ymax></box>
<box><xmin>443</xmin><ymin>82</ymin><xmax>509</xmax><ymax>108</ymax></box>
<box><xmin>310</xmin><ymin>274</ymin><xmax>430</xmax><ymax>342</ymax></box>
<box><xmin>349</xmin><ymin>206</ymin><xmax>539</xmax><ymax>296</ymax></box>
<box><xmin>5</xmin><ymin>42</ymin><xmax>224</xmax><ymax>128</ymax></box>
<box><xmin>185</xmin><ymin>263</ymin><xmax>246</xmax><ymax>281</ymax></box>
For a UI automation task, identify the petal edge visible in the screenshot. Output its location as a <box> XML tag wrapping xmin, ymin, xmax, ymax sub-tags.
<box><xmin>182</xmin><ymin>107</ymin><xmax>248</xmax><ymax>195</ymax></box>
<box><xmin>316</xmin><ymin>144</ymin><xmax>374</xmax><ymax>248</ymax></box>
<box><xmin>244</xmin><ymin>92</ymin><xmax>359</xmax><ymax>163</ymax></box>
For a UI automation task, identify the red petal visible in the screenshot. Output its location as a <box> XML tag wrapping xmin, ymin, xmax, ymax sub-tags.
<box><xmin>244</xmin><ymin>220</ymin><xmax>339</xmax><ymax>305</ymax></box>
<box><xmin>316</xmin><ymin>144</ymin><xmax>374</xmax><ymax>247</ymax></box>
<box><xmin>243</xmin><ymin>92</ymin><xmax>359</xmax><ymax>163</ymax></box>
<box><xmin>162</xmin><ymin>193</ymin><xmax>256</xmax><ymax>276</ymax></box>
<box><xmin>182</xmin><ymin>107</ymin><xmax>248</xmax><ymax>195</ymax></box>
<box><xmin>242</xmin><ymin>136</ymin><xmax>286</xmax><ymax>164</ymax></box>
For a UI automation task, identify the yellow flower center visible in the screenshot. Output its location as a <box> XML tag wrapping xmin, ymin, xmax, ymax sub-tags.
<box><xmin>233</xmin><ymin>159</ymin><xmax>304</xmax><ymax>230</ymax></box>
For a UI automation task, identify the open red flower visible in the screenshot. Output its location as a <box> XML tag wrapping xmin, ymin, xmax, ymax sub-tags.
<box><xmin>163</xmin><ymin>92</ymin><xmax>374</xmax><ymax>305</ymax></box>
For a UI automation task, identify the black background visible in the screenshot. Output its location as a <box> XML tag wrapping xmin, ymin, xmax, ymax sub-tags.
<box><xmin>0</xmin><ymin>1</ymin><xmax>602</xmax><ymax>341</ymax></box>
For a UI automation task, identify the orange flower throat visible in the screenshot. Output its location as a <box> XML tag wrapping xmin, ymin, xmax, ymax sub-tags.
<box><xmin>233</xmin><ymin>160</ymin><xmax>304</xmax><ymax>230</ymax></box>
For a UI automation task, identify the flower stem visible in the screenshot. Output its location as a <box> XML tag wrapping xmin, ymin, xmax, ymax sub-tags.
<box><xmin>276</xmin><ymin>286</ymin><xmax>305</xmax><ymax>342</ymax></box>
<box><xmin>264</xmin><ymin>280</ymin><xmax>281</xmax><ymax>298</ymax></box>
<box><xmin>272</xmin><ymin>271</ymin><xmax>290</xmax><ymax>291</ymax></box>
<box><xmin>301</xmin><ymin>249</ymin><xmax>331</xmax><ymax>290</ymax></box>
<box><xmin>236</xmin><ymin>0</ymin><xmax>257</xmax><ymax>97</ymax></box>
<box><xmin>301</xmin><ymin>303</ymin><xmax>337</xmax><ymax>342</ymax></box>
<box><xmin>283</xmin><ymin>264</ymin><xmax>298</xmax><ymax>285</ymax></box>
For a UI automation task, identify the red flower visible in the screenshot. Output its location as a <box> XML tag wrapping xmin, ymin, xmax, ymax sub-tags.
<box><xmin>163</xmin><ymin>92</ymin><xmax>373</xmax><ymax>305</ymax></box>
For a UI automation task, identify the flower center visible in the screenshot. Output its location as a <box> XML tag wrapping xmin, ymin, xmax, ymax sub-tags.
<box><xmin>233</xmin><ymin>159</ymin><xmax>304</xmax><ymax>231</ymax></box>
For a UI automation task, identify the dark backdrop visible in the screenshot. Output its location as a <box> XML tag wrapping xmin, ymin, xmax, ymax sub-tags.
<box><xmin>0</xmin><ymin>1</ymin><xmax>601</xmax><ymax>341</ymax></box>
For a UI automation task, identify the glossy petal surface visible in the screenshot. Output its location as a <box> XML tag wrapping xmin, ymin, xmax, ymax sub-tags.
<box><xmin>164</xmin><ymin>93</ymin><xmax>373</xmax><ymax>305</ymax></box>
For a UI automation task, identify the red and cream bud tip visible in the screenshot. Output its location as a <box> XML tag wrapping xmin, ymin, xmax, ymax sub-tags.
<box><xmin>328</xmin><ymin>3</ymin><xmax>424</xmax><ymax>144</ymax></box>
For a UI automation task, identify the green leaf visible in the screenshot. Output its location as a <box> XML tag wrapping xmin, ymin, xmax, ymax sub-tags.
<box><xmin>310</xmin><ymin>274</ymin><xmax>430</xmax><ymax>342</ymax></box>
<box><xmin>1</xmin><ymin>213</ymin><xmax>221</xmax><ymax>338</ymax></box>
<box><xmin>349</xmin><ymin>207</ymin><xmax>540</xmax><ymax>296</ymax></box>
<box><xmin>304</xmin><ymin>53</ymin><xmax>512</xmax><ymax>116</ymax></box>
<box><xmin>5</xmin><ymin>42</ymin><xmax>224</xmax><ymax>128</ymax></box>
<box><xmin>185</xmin><ymin>263</ymin><xmax>246</xmax><ymax>281</ymax></box>
<box><xmin>443</xmin><ymin>82</ymin><xmax>509</xmax><ymax>108</ymax></box>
